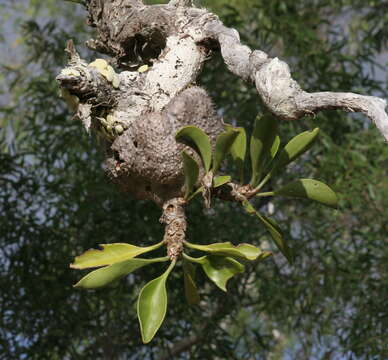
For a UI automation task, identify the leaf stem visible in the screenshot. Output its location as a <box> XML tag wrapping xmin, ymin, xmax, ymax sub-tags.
<box><xmin>255</xmin><ymin>191</ymin><xmax>274</xmax><ymax>197</ymax></box>
<box><xmin>150</xmin><ymin>256</ymin><xmax>171</xmax><ymax>263</ymax></box>
<box><xmin>164</xmin><ymin>258</ymin><xmax>177</xmax><ymax>276</ymax></box>
<box><xmin>246</xmin><ymin>172</ymin><xmax>273</xmax><ymax>198</ymax></box>
<box><xmin>256</xmin><ymin>172</ymin><xmax>272</xmax><ymax>191</ymax></box>
<box><xmin>182</xmin><ymin>253</ymin><xmax>205</xmax><ymax>264</ymax></box>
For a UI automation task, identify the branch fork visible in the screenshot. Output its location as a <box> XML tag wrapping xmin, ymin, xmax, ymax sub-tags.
<box><xmin>57</xmin><ymin>0</ymin><xmax>387</xmax><ymax>207</ymax></box>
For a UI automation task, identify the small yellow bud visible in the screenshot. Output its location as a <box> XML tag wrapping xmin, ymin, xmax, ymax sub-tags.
<box><xmin>106</xmin><ymin>114</ymin><xmax>115</xmax><ymax>125</ymax></box>
<box><xmin>115</xmin><ymin>124</ymin><xmax>124</xmax><ymax>135</ymax></box>
<box><xmin>88</xmin><ymin>59</ymin><xmax>108</xmax><ymax>71</ymax></box>
<box><xmin>138</xmin><ymin>65</ymin><xmax>149</xmax><ymax>73</ymax></box>
<box><xmin>61</xmin><ymin>68</ymin><xmax>81</xmax><ymax>77</ymax></box>
<box><xmin>105</xmin><ymin>66</ymin><xmax>115</xmax><ymax>82</ymax></box>
<box><xmin>112</xmin><ymin>74</ymin><xmax>120</xmax><ymax>88</ymax></box>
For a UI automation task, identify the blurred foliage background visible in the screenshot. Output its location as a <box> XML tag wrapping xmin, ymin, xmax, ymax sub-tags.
<box><xmin>0</xmin><ymin>0</ymin><xmax>387</xmax><ymax>359</ymax></box>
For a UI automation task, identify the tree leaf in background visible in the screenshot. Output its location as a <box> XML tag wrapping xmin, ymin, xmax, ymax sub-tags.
<box><xmin>213</xmin><ymin>128</ymin><xmax>240</xmax><ymax>173</ymax></box>
<box><xmin>70</xmin><ymin>241</ymin><xmax>164</xmax><ymax>269</ymax></box>
<box><xmin>74</xmin><ymin>257</ymin><xmax>169</xmax><ymax>289</ymax></box>
<box><xmin>272</xmin><ymin>179</ymin><xmax>338</xmax><ymax>208</ymax></box>
<box><xmin>250</xmin><ymin>115</ymin><xmax>279</xmax><ymax>187</ymax></box>
<box><xmin>176</xmin><ymin>126</ymin><xmax>212</xmax><ymax>172</ymax></box>
<box><xmin>182</xmin><ymin>150</ymin><xmax>199</xmax><ymax>199</ymax></box>
<box><xmin>137</xmin><ymin>260</ymin><xmax>176</xmax><ymax>344</ymax></box>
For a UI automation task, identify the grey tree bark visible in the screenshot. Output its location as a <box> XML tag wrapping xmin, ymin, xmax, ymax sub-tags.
<box><xmin>57</xmin><ymin>0</ymin><xmax>388</xmax><ymax>207</ymax></box>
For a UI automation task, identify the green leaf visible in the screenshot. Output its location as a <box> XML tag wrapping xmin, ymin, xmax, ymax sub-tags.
<box><xmin>273</xmin><ymin>179</ymin><xmax>338</xmax><ymax>208</ymax></box>
<box><xmin>213</xmin><ymin>175</ymin><xmax>231</xmax><ymax>188</ymax></box>
<box><xmin>70</xmin><ymin>241</ymin><xmax>164</xmax><ymax>269</ymax></box>
<box><xmin>271</xmin><ymin>128</ymin><xmax>320</xmax><ymax>173</ymax></box>
<box><xmin>184</xmin><ymin>254</ymin><xmax>244</xmax><ymax>292</ymax></box>
<box><xmin>202</xmin><ymin>256</ymin><xmax>244</xmax><ymax>292</ymax></box>
<box><xmin>213</xmin><ymin>129</ymin><xmax>240</xmax><ymax>173</ymax></box>
<box><xmin>137</xmin><ymin>260</ymin><xmax>176</xmax><ymax>344</ymax></box>
<box><xmin>225</xmin><ymin>125</ymin><xmax>247</xmax><ymax>182</ymax></box>
<box><xmin>74</xmin><ymin>257</ymin><xmax>169</xmax><ymax>289</ymax></box>
<box><xmin>183</xmin><ymin>260</ymin><xmax>200</xmax><ymax>305</ymax></box>
<box><xmin>182</xmin><ymin>151</ymin><xmax>199</xmax><ymax>199</ymax></box>
<box><xmin>184</xmin><ymin>241</ymin><xmax>262</xmax><ymax>260</ymax></box>
<box><xmin>64</xmin><ymin>0</ymin><xmax>85</xmax><ymax>5</ymax></box>
<box><xmin>250</xmin><ymin>115</ymin><xmax>279</xmax><ymax>187</ymax></box>
<box><xmin>242</xmin><ymin>200</ymin><xmax>293</xmax><ymax>263</ymax></box>
<box><xmin>269</xmin><ymin>135</ymin><xmax>281</xmax><ymax>165</ymax></box>
<box><xmin>188</xmin><ymin>186</ymin><xmax>203</xmax><ymax>201</ymax></box>
<box><xmin>176</xmin><ymin>126</ymin><xmax>212</xmax><ymax>172</ymax></box>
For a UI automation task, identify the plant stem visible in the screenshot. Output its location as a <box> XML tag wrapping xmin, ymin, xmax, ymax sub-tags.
<box><xmin>182</xmin><ymin>253</ymin><xmax>204</xmax><ymax>264</ymax></box>
<box><xmin>160</xmin><ymin>198</ymin><xmax>187</xmax><ymax>261</ymax></box>
<box><xmin>255</xmin><ymin>192</ymin><xmax>274</xmax><ymax>197</ymax></box>
<box><xmin>246</xmin><ymin>172</ymin><xmax>273</xmax><ymax>198</ymax></box>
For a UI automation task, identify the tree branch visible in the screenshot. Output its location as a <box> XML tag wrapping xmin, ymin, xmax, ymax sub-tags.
<box><xmin>158</xmin><ymin>335</ymin><xmax>202</xmax><ymax>360</ymax></box>
<box><xmin>58</xmin><ymin>1</ymin><xmax>387</xmax><ymax>205</ymax></box>
<box><xmin>157</xmin><ymin>300</ymin><xmax>229</xmax><ymax>360</ymax></box>
<box><xmin>169</xmin><ymin>0</ymin><xmax>194</xmax><ymax>7</ymax></box>
<box><xmin>195</xmin><ymin>15</ymin><xmax>388</xmax><ymax>141</ymax></box>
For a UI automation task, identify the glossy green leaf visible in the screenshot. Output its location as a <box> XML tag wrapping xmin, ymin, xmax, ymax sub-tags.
<box><xmin>182</xmin><ymin>151</ymin><xmax>199</xmax><ymax>199</ymax></box>
<box><xmin>184</xmin><ymin>254</ymin><xmax>244</xmax><ymax>292</ymax></box>
<box><xmin>213</xmin><ymin>129</ymin><xmax>240</xmax><ymax>173</ymax></box>
<box><xmin>250</xmin><ymin>115</ymin><xmax>279</xmax><ymax>187</ymax></box>
<box><xmin>272</xmin><ymin>128</ymin><xmax>320</xmax><ymax>172</ymax></box>
<box><xmin>202</xmin><ymin>256</ymin><xmax>244</xmax><ymax>292</ymax></box>
<box><xmin>183</xmin><ymin>260</ymin><xmax>200</xmax><ymax>305</ymax></box>
<box><xmin>74</xmin><ymin>257</ymin><xmax>169</xmax><ymax>289</ymax></box>
<box><xmin>242</xmin><ymin>200</ymin><xmax>293</xmax><ymax>263</ymax></box>
<box><xmin>225</xmin><ymin>125</ymin><xmax>247</xmax><ymax>182</ymax></box>
<box><xmin>184</xmin><ymin>241</ymin><xmax>262</xmax><ymax>260</ymax></box>
<box><xmin>70</xmin><ymin>241</ymin><xmax>164</xmax><ymax>269</ymax></box>
<box><xmin>269</xmin><ymin>135</ymin><xmax>281</xmax><ymax>165</ymax></box>
<box><xmin>213</xmin><ymin>175</ymin><xmax>231</xmax><ymax>188</ymax></box>
<box><xmin>273</xmin><ymin>179</ymin><xmax>338</xmax><ymax>208</ymax></box>
<box><xmin>175</xmin><ymin>126</ymin><xmax>212</xmax><ymax>172</ymax></box>
<box><xmin>137</xmin><ymin>260</ymin><xmax>176</xmax><ymax>344</ymax></box>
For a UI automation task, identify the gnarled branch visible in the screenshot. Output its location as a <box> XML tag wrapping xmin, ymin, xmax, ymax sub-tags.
<box><xmin>57</xmin><ymin>0</ymin><xmax>387</xmax><ymax>206</ymax></box>
<box><xmin>195</xmin><ymin>15</ymin><xmax>388</xmax><ymax>140</ymax></box>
